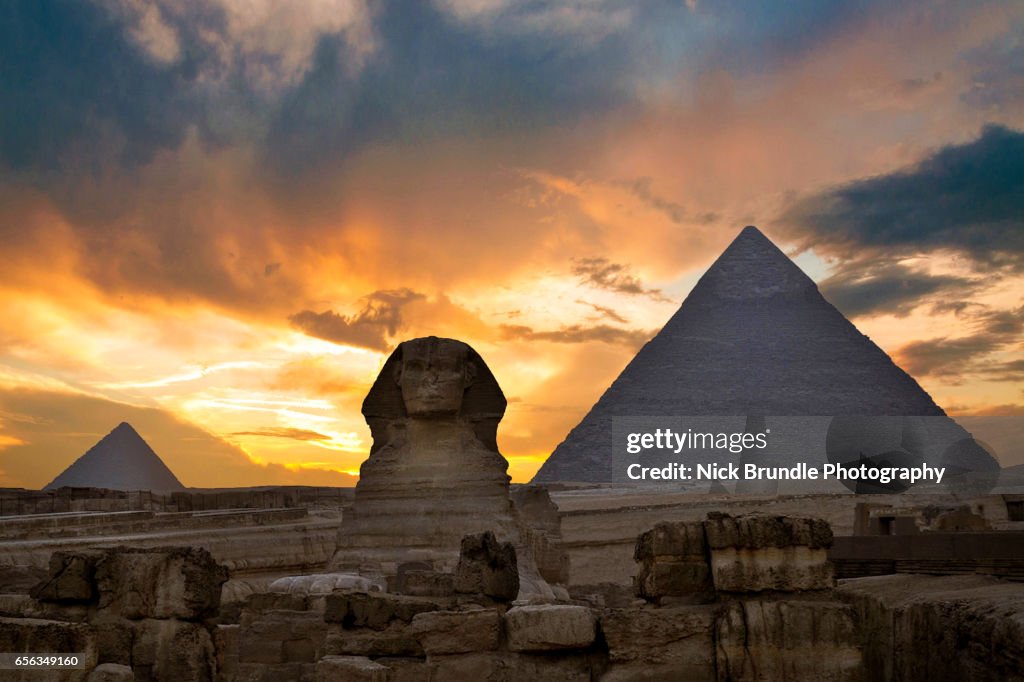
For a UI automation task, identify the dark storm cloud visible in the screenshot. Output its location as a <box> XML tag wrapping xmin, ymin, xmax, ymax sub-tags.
<box><xmin>782</xmin><ymin>125</ymin><xmax>1024</xmax><ymax>271</ymax></box>
<box><xmin>288</xmin><ymin>288</ymin><xmax>425</xmax><ymax>351</ymax></box>
<box><xmin>500</xmin><ymin>323</ymin><xmax>652</xmax><ymax>349</ymax></box>
<box><xmin>0</xmin><ymin>1</ymin><xmax>219</xmax><ymax>173</ymax></box>
<box><xmin>960</xmin><ymin>31</ymin><xmax>1024</xmax><ymax>112</ymax></box>
<box><xmin>572</xmin><ymin>258</ymin><xmax>669</xmax><ymax>301</ymax></box>
<box><xmin>263</xmin><ymin>1</ymin><xmax>634</xmax><ymax>174</ymax></box>
<box><xmin>1</xmin><ymin>0</ymin><xmax>907</xmax><ymax>178</ymax></box>
<box><xmin>819</xmin><ymin>262</ymin><xmax>979</xmax><ymax>318</ymax></box>
<box><xmin>896</xmin><ymin>306</ymin><xmax>1023</xmax><ymax>377</ymax></box>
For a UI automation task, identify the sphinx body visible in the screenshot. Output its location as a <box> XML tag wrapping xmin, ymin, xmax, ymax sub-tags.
<box><xmin>329</xmin><ymin>337</ymin><xmax>520</xmax><ymax>575</ymax></box>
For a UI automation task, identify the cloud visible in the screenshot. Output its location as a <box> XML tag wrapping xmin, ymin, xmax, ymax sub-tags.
<box><xmin>781</xmin><ymin>124</ymin><xmax>1024</xmax><ymax>272</ymax></box>
<box><xmin>576</xmin><ymin>300</ymin><xmax>628</xmax><ymax>324</ymax></box>
<box><xmin>979</xmin><ymin>359</ymin><xmax>1024</xmax><ymax>383</ymax></box>
<box><xmin>960</xmin><ymin>30</ymin><xmax>1024</xmax><ymax>113</ymax></box>
<box><xmin>289</xmin><ymin>288</ymin><xmax>425</xmax><ymax>351</ymax></box>
<box><xmin>571</xmin><ymin>257</ymin><xmax>670</xmax><ymax>302</ymax></box>
<box><xmin>500</xmin><ymin>323</ymin><xmax>652</xmax><ymax>349</ymax></box>
<box><xmin>0</xmin><ymin>1</ymin><xmax>203</xmax><ymax>172</ymax></box>
<box><xmin>819</xmin><ymin>261</ymin><xmax>980</xmax><ymax>318</ymax></box>
<box><xmin>230</xmin><ymin>427</ymin><xmax>332</xmax><ymax>442</ymax></box>
<box><xmin>894</xmin><ymin>306</ymin><xmax>1023</xmax><ymax>377</ymax></box>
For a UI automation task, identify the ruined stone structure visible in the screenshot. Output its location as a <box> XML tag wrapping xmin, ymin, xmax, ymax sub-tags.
<box><xmin>534</xmin><ymin>226</ymin><xmax>997</xmax><ymax>483</ymax></box>
<box><xmin>45</xmin><ymin>423</ymin><xmax>185</xmax><ymax>492</ymax></box>
<box><xmin>0</xmin><ymin>512</ymin><xmax>1021</xmax><ymax>680</ymax></box>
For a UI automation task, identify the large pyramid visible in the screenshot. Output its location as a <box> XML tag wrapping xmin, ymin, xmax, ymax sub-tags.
<box><xmin>533</xmin><ymin>226</ymin><xmax>950</xmax><ymax>483</ymax></box>
<box><xmin>45</xmin><ymin>422</ymin><xmax>186</xmax><ymax>491</ymax></box>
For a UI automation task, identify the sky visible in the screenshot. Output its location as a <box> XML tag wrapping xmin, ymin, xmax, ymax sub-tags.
<box><xmin>0</xmin><ymin>0</ymin><xmax>1022</xmax><ymax>488</ymax></box>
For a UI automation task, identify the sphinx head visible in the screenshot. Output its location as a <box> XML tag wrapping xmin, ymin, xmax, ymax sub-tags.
<box><xmin>362</xmin><ymin>337</ymin><xmax>507</xmax><ymax>452</ymax></box>
<box><xmin>394</xmin><ymin>336</ymin><xmax>476</xmax><ymax>417</ymax></box>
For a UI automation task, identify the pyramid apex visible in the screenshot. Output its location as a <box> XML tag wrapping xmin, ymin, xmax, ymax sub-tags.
<box><xmin>693</xmin><ymin>225</ymin><xmax>816</xmax><ymax>301</ymax></box>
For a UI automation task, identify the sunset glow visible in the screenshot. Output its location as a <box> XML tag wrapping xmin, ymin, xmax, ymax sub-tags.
<box><xmin>1</xmin><ymin>1</ymin><xmax>1021</xmax><ymax>488</ymax></box>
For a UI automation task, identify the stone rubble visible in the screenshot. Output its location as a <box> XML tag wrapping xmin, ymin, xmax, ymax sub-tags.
<box><xmin>0</xmin><ymin>511</ymin><xmax>1020</xmax><ymax>680</ymax></box>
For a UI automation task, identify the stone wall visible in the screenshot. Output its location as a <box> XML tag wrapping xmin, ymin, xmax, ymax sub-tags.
<box><xmin>0</xmin><ymin>487</ymin><xmax>349</xmax><ymax>517</ymax></box>
<box><xmin>0</xmin><ymin>515</ymin><xmax>1021</xmax><ymax>680</ymax></box>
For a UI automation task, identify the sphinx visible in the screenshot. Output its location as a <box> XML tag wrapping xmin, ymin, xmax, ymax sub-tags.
<box><xmin>329</xmin><ymin>337</ymin><xmax>528</xmax><ymax>581</ymax></box>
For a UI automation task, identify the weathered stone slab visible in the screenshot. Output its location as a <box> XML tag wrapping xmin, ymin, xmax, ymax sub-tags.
<box><xmin>601</xmin><ymin>605</ymin><xmax>717</xmax><ymax>681</ymax></box>
<box><xmin>0</xmin><ymin>617</ymin><xmax>97</xmax><ymax>674</ymax></box>
<box><xmin>454</xmin><ymin>531</ymin><xmax>519</xmax><ymax>602</ymax></box>
<box><xmin>635</xmin><ymin>522</ymin><xmax>707</xmax><ymax>561</ymax></box>
<box><xmin>86</xmin><ymin>663</ymin><xmax>134</xmax><ymax>682</ymax></box>
<box><xmin>709</xmin><ymin>546</ymin><xmax>834</xmax><ymax>593</ymax></box>
<box><xmin>375</xmin><ymin>656</ymin><xmax>432</xmax><ymax>682</ymax></box>
<box><xmin>505</xmin><ymin>605</ymin><xmax>596</xmax><ymax>652</ymax></box>
<box><xmin>238</xmin><ymin>610</ymin><xmax>326</xmax><ymax>665</ymax></box>
<box><xmin>324</xmin><ymin>621</ymin><xmax>423</xmax><ymax>657</ymax></box>
<box><xmin>269</xmin><ymin>573</ymin><xmax>381</xmax><ymax>595</ymax></box>
<box><xmin>410</xmin><ymin>608</ymin><xmax>500</xmax><ymax>655</ymax></box>
<box><xmin>323</xmin><ymin>591</ymin><xmax>441</xmax><ymax>629</ymax></box>
<box><xmin>715</xmin><ymin>600</ymin><xmax>863</xmax><ymax>681</ymax></box>
<box><xmin>703</xmin><ymin>513</ymin><xmax>832</xmax><ymax>550</ymax></box>
<box><xmin>392</xmin><ymin>569</ymin><xmax>455</xmax><ymax>598</ymax></box>
<box><xmin>316</xmin><ymin>655</ymin><xmax>388</xmax><ymax>681</ymax></box>
<box><xmin>703</xmin><ymin>513</ymin><xmax>834</xmax><ymax>593</ymax></box>
<box><xmin>95</xmin><ymin>547</ymin><xmax>227</xmax><ymax>620</ymax></box>
<box><xmin>30</xmin><ymin>552</ymin><xmax>100</xmax><ymax>604</ymax></box>
<box><xmin>130</xmin><ymin>619</ymin><xmax>214</xmax><ymax>682</ymax></box>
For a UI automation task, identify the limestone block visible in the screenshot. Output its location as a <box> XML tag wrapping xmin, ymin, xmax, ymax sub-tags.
<box><xmin>427</xmin><ymin>651</ymin><xmax>595</xmax><ymax>681</ymax></box>
<box><xmin>235</xmin><ymin>662</ymin><xmax>315</xmax><ymax>682</ymax></box>
<box><xmin>95</xmin><ymin>547</ymin><xmax>228</xmax><ymax>620</ymax></box>
<box><xmin>130</xmin><ymin>619</ymin><xmax>215</xmax><ymax>682</ymax></box>
<box><xmin>633</xmin><ymin>522</ymin><xmax>714</xmax><ymax>602</ymax></box>
<box><xmin>601</xmin><ymin>606</ymin><xmax>717</xmax><ymax>681</ymax></box>
<box><xmin>454</xmin><ymin>531</ymin><xmax>519</xmax><ymax>602</ymax></box>
<box><xmin>375</xmin><ymin>657</ymin><xmax>432</xmax><ymax>682</ymax></box>
<box><xmin>86</xmin><ymin>663</ymin><xmax>134</xmax><ymax>682</ymax></box>
<box><xmin>703</xmin><ymin>514</ymin><xmax>834</xmax><ymax>593</ymax></box>
<box><xmin>715</xmin><ymin>600</ymin><xmax>864</xmax><ymax>681</ymax></box>
<box><xmin>90</xmin><ymin>615</ymin><xmax>134</xmax><ymax>666</ymax></box>
<box><xmin>0</xmin><ymin>617</ymin><xmax>96</xmax><ymax>682</ymax></box>
<box><xmin>392</xmin><ymin>570</ymin><xmax>455</xmax><ymax>598</ymax></box>
<box><xmin>635</xmin><ymin>522</ymin><xmax>706</xmax><ymax>561</ymax></box>
<box><xmin>324</xmin><ymin>621</ymin><xmax>423</xmax><ymax>657</ymax></box>
<box><xmin>245</xmin><ymin>592</ymin><xmax>310</xmax><ymax>614</ymax></box>
<box><xmin>268</xmin><ymin>573</ymin><xmax>381</xmax><ymax>595</ymax></box>
<box><xmin>702</xmin><ymin>513</ymin><xmax>832</xmax><ymax>551</ymax></box>
<box><xmin>237</xmin><ymin>610</ymin><xmax>326</xmax><ymax>665</ymax></box>
<box><xmin>316</xmin><ymin>656</ymin><xmax>388</xmax><ymax>682</ymax></box>
<box><xmin>323</xmin><ymin>591</ymin><xmax>441</xmax><ymax>629</ymax></box>
<box><xmin>410</xmin><ymin>608</ymin><xmax>500</xmax><ymax>655</ymax></box>
<box><xmin>30</xmin><ymin>552</ymin><xmax>99</xmax><ymax>604</ymax></box>
<box><xmin>708</xmin><ymin>546</ymin><xmax>834</xmax><ymax>593</ymax></box>
<box><xmin>505</xmin><ymin>605</ymin><xmax>596</xmax><ymax>652</ymax></box>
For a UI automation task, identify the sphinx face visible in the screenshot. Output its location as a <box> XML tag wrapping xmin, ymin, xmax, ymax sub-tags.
<box><xmin>397</xmin><ymin>338</ymin><xmax>472</xmax><ymax>417</ymax></box>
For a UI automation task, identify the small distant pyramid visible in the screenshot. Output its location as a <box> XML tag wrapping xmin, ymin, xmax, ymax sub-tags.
<box><xmin>45</xmin><ymin>422</ymin><xmax>186</xmax><ymax>491</ymax></box>
<box><xmin>533</xmin><ymin>226</ymin><xmax>949</xmax><ymax>483</ymax></box>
